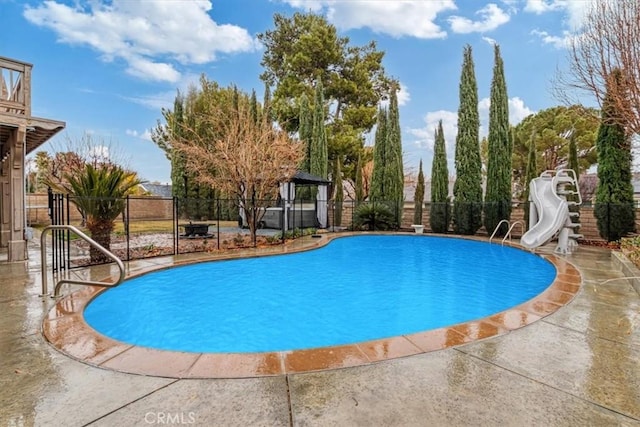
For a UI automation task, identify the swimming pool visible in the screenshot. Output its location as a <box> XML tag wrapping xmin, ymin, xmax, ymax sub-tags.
<box><xmin>84</xmin><ymin>235</ymin><xmax>556</xmax><ymax>353</ymax></box>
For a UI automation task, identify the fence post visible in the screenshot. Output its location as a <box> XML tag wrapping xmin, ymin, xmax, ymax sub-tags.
<box><xmin>174</xmin><ymin>197</ymin><xmax>179</xmax><ymax>255</ymax></box>
<box><xmin>608</xmin><ymin>202</ymin><xmax>611</xmax><ymax>240</ymax></box>
<box><xmin>125</xmin><ymin>195</ymin><xmax>130</xmax><ymax>261</ymax></box>
<box><xmin>65</xmin><ymin>194</ymin><xmax>70</xmax><ymax>269</ymax></box>
<box><xmin>216</xmin><ymin>198</ymin><xmax>220</xmax><ymax>250</ymax></box>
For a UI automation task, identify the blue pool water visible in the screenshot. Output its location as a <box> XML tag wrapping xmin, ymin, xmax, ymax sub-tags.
<box><xmin>84</xmin><ymin>235</ymin><xmax>556</xmax><ymax>353</ymax></box>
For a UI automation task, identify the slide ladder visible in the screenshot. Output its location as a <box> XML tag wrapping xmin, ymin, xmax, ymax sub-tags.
<box><xmin>521</xmin><ymin>169</ymin><xmax>582</xmax><ymax>254</ymax></box>
<box><xmin>554</xmin><ymin>169</ymin><xmax>583</xmax><ymax>253</ymax></box>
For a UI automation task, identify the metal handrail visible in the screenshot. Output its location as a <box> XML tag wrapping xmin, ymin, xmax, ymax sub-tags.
<box><xmin>489</xmin><ymin>219</ymin><xmax>511</xmax><ymax>243</ymax></box>
<box><xmin>502</xmin><ymin>220</ymin><xmax>525</xmax><ymax>245</ymax></box>
<box><xmin>40</xmin><ymin>225</ymin><xmax>125</xmax><ymax>298</ymax></box>
<box><xmin>489</xmin><ymin>220</ymin><xmax>525</xmax><ymax>245</ymax></box>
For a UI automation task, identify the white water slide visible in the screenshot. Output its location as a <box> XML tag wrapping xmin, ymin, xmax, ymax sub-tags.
<box><xmin>520</xmin><ymin>169</ymin><xmax>582</xmax><ymax>253</ymax></box>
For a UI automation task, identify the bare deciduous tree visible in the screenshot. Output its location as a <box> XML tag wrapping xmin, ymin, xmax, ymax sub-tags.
<box><xmin>172</xmin><ymin>100</ymin><xmax>304</xmax><ymax>244</ymax></box>
<box><xmin>557</xmin><ymin>0</ymin><xmax>640</xmax><ymax>135</ymax></box>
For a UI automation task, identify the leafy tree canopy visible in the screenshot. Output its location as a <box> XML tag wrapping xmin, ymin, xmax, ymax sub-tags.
<box><xmin>258</xmin><ymin>12</ymin><xmax>393</xmax><ymax>178</ymax></box>
<box><xmin>512</xmin><ymin>105</ymin><xmax>599</xmax><ymax>197</ymax></box>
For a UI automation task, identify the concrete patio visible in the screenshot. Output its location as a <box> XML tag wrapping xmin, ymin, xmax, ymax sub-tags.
<box><xmin>1</xmin><ymin>237</ymin><xmax>639</xmax><ymax>426</ymax></box>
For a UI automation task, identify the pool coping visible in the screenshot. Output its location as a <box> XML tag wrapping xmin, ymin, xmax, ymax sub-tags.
<box><xmin>42</xmin><ymin>232</ymin><xmax>582</xmax><ymax>379</ymax></box>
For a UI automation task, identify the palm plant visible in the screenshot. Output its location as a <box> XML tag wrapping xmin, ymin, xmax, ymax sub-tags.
<box><xmin>353</xmin><ymin>202</ymin><xmax>397</xmax><ymax>231</ymax></box>
<box><xmin>64</xmin><ymin>164</ymin><xmax>141</xmax><ymax>263</ymax></box>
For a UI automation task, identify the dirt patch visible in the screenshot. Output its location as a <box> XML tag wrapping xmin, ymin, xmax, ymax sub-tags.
<box><xmin>71</xmin><ymin>232</ymin><xmax>281</xmax><ymax>266</ymax></box>
<box><xmin>580</xmin><ymin>239</ymin><xmax>621</xmax><ymax>250</ymax></box>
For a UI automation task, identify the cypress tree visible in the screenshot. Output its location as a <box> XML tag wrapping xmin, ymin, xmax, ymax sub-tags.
<box><xmin>262</xmin><ymin>84</ymin><xmax>272</xmax><ymax>124</ymax></box>
<box><xmin>413</xmin><ymin>160</ymin><xmax>425</xmax><ymax>225</ymax></box>
<box><xmin>523</xmin><ymin>131</ymin><xmax>538</xmax><ymax>229</ymax></box>
<box><xmin>430</xmin><ymin>120</ymin><xmax>450</xmax><ymax>233</ymax></box>
<box><xmin>169</xmin><ymin>93</ymin><xmax>186</xmax><ymax>202</ymax></box>
<box><xmin>453</xmin><ymin>45</ymin><xmax>483</xmax><ymax>235</ymax></box>
<box><xmin>299</xmin><ymin>93</ymin><xmax>313</xmax><ymax>172</ymax></box>
<box><xmin>355</xmin><ymin>151</ymin><xmax>365</xmax><ymax>202</ymax></box>
<box><xmin>250</xmin><ymin>89</ymin><xmax>258</xmax><ymax>124</ymax></box>
<box><xmin>594</xmin><ymin>69</ymin><xmax>635</xmax><ymax>241</ymax></box>
<box><xmin>370</xmin><ymin>107</ymin><xmax>388</xmax><ymax>201</ymax></box>
<box><xmin>484</xmin><ymin>44</ymin><xmax>512</xmax><ymax>236</ymax></box>
<box><xmin>232</xmin><ymin>85</ymin><xmax>240</xmax><ymax>119</ymax></box>
<box><xmin>386</xmin><ymin>87</ymin><xmax>405</xmax><ymax>223</ymax></box>
<box><xmin>310</xmin><ymin>80</ymin><xmax>328</xmax><ymax>180</ymax></box>
<box><xmin>333</xmin><ymin>157</ymin><xmax>344</xmax><ymax>226</ymax></box>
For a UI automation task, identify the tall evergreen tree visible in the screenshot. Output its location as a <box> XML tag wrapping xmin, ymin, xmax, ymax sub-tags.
<box><xmin>299</xmin><ymin>93</ymin><xmax>313</xmax><ymax>172</ymax></box>
<box><xmin>232</xmin><ymin>85</ymin><xmax>240</xmax><ymax>119</ymax></box>
<box><xmin>154</xmin><ymin>91</ymin><xmax>209</xmax><ymax>218</ymax></box>
<box><xmin>484</xmin><ymin>44</ymin><xmax>512</xmax><ymax>236</ymax></box>
<box><xmin>370</xmin><ymin>106</ymin><xmax>388</xmax><ymax>201</ymax></box>
<box><xmin>250</xmin><ymin>89</ymin><xmax>259</xmax><ymax>124</ymax></box>
<box><xmin>169</xmin><ymin>93</ymin><xmax>187</xmax><ymax>201</ymax></box>
<box><xmin>594</xmin><ymin>69</ymin><xmax>636</xmax><ymax>241</ymax></box>
<box><xmin>523</xmin><ymin>131</ymin><xmax>538</xmax><ymax>229</ymax></box>
<box><xmin>453</xmin><ymin>45</ymin><xmax>483</xmax><ymax>235</ymax></box>
<box><xmin>310</xmin><ymin>80</ymin><xmax>328</xmax><ymax>180</ymax></box>
<box><xmin>386</xmin><ymin>87</ymin><xmax>405</xmax><ymax>223</ymax></box>
<box><xmin>355</xmin><ymin>151</ymin><xmax>365</xmax><ymax>203</ymax></box>
<box><xmin>333</xmin><ymin>157</ymin><xmax>344</xmax><ymax>226</ymax></box>
<box><xmin>413</xmin><ymin>160</ymin><xmax>425</xmax><ymax>225</ymax></box>
<box><xmin>262</xmin><ymin>84</ymin><xmax>272</xmax><ymax>123</ymax></box>
<box><xmin>430</xmin><ymin>120</ymin><xmax>450</xmax><ymax>233</ymax></box>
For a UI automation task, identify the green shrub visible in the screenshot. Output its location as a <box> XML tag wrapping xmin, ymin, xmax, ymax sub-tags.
<box><xmin>430</xmin><ymin>201</ymin><xmax>450</xmax><ymax>233</ymax></box>
<box><xmin>353</xmin><ymin>203</ymin><xmax>397</xmax><ymax>231</ymax></box>
<box><xmin>267</xmin><ymin>227</ymin><xmax>318</xmax><ymax>243</ymax></box>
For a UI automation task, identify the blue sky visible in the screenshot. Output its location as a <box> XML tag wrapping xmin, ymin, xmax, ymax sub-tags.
<box><xmin>2</xmin><ymin>0</ymin><xmax>595</xmax><ymax>183</ymax></box>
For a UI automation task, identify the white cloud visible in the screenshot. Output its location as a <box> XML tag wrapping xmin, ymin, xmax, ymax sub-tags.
<box><xmin>397</xmin><ymin>83</ymin><xmax>411</xmax><ymax>106</ymax></box>
<box><xmin>122</xmin><ymin>72</ymin><xmax>201</xmax><ymax>110</ymax></box>
<box><xmin>280</xmin><ymin>0</ymin><xmax>457</xmax><ymax>39</ymax></box>
<box><xmin>87</xmin><ymin>145</ymin><xmax>110</xmax><ymax>162</ymax></box>
<box><xmin>23</xmin><ymin>1</ymin><xmax>257</xmax><ymax>83</ymax></box>
<box><xmin>123</xmin><ymin>91</ymin><xmax>176</xmax><ymax>110</ymax></box>
<box><xmin>482</xmin><ymin>36</ymin><xmax>497</xmax><ymax>46</ymax></box>
<box><xmin>448</xmin><ymin>3</ymin><xmax>510</xmax><ymax>34</ymax></box>
<box><xmin>530</xmin><ymin>29</ymin><xmax>572</xmax><ymax>49</ymax></box>
<box><xmin>563</xmin><ymin>1</ymin><xmax>593</xmax><ymax>29</ymax></box>
<box><xmin>409</xmin><ymin>110</ymin><xmax>458</xmax><ymax>159</ymax></box>
<box><xmin>381</xmin><ymin>83</ymin><xmax>411</xmax><ymax>108</ymax></box>
<box><xmin>508</xmin><ymin>97</ymin><xmax>535</xmax><ymax>123</ymax></box>
<box><xmin>281</xmin><ymin>0</ymin><xmax>324</xmax><ymax>12</ymax></box>
<box><xmin>479</xmin><ymin>96</ymin><xmax>535</xmax><ymax>136</ymax></box>
<box><xmin>126</xmin><ymin>129</ymin><xmax>153</xmax><ymax>141</ymax></box>
<box><xmin>524</xmin><ymin>0</ymin><xmax>564</xmax><ymax>14</ymax></box>
<box><xmin>524</xmin><ymin>0</ymin><xmax>595</xmax><ymax>31</ymax></box>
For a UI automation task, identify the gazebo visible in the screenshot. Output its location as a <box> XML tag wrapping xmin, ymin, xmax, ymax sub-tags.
<box><xmin>0</xmin><ymin>57</ymin><xmax>65</xmax><ymax>261</ymax></box>
<box><xmin>277</xmin><ymin>171</ymin><xmax>331</xmax><ymax>230</ymax></box>
<box><xmin>240</xmin><ymin>171</ymin><xmax>330</xmax><ymax>230</ymax></box>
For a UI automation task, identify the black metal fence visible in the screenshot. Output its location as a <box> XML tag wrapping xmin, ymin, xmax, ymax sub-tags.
<box><xmin>46</xmin><ymin>194</ymin><xmax>407</xmax><ymax>269</ymax></box>
<box><xmin>44</xmin><ymin>192</ymin><xmax>633</xmax><ymax>269</ymax></box>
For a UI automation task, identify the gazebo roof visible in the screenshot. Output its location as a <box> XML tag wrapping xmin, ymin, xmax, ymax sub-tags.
<box><xmin>291</xmin><ymin>170</ymin><xmax>330</xmax><ymax>185</ymax></box>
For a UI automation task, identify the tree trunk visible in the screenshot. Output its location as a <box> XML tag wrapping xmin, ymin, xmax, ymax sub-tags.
<box><xmin>87</xmin><ymin>219</ymin><xmax>114</xmax><ymax>264</ymax></box>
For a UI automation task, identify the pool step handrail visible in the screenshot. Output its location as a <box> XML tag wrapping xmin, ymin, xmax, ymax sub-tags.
<box><xmin>489</xmin><ymin>220</ymin><xmax>511</xmax><ymax>243</ymax></box>
<box><xmin>40</xmin><ymin>225</ymin><xmax>126</xmax><ymax>298</ymax></box>
<box><xmin>489</xmin><ymin>220</ymin><xmax>525</xmax><ymax>245</ymax></box>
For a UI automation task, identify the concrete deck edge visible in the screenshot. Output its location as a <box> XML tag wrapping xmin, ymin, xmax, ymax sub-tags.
<box><xmin>611</xmin><ymin>250</ymin><xmax>640</xmax><ymax>295</ymax></box>
<box><xmin>41</xmin><ymin>233</ymin><xmax>583</xmax><ymax>379</ymax></box>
